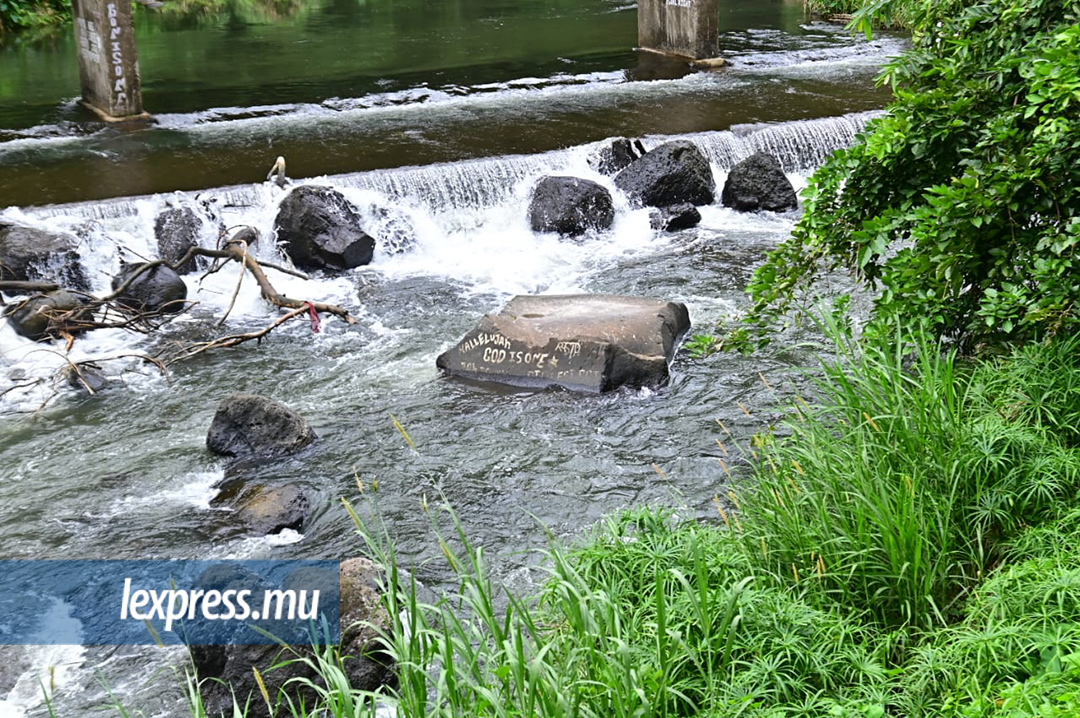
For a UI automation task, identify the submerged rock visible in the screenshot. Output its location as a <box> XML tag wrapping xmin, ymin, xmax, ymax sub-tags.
<box><xmin>206</xmin><ymin>394</ymin><xmax>316</xmax><ymax>459</ymax></box>
<box><xmin>614</xmin><ymin>140</ymin><xmax>715</xmax><ymax>208</ymax></box>
<box><xmin>649</xmin><ymin>203</ymin><xmax>702</xmax><ymax>232</ymax></box>
<box><xmin>528</xmin><ymin>176</ymin><xmax>615</xmax><ymax>237</ymax></box>
<box><xmin>0</xmin><ymin>222</ymin><xmax>89</xmax><ymax>291</ymax></box>
<box><xmin>211</xmin><ymin>482</ymin><xmax>312</xmax><ymax>536</ymax></box>
<box><xmin>189</xmin><ymin>557</ymin><xmax>394</xmax><ymax>718</ymax></box>
<box><xmin>4</xmin><ymin>290</ymin><xmax>87</xmax><ymax>341</ymax></box>
<box><xmin>64</xmin><ymin>362</ymin><xmax>108</xmax><ymax>393</ymax></box>
<box><xmin>359</xmin><ymin>201</ymin><xmax>417</xmax><ymax>256</ymax></box>
<box><xmin>273</xmin><ymin>186</ymin><xmax>375</xmax><ymax>271</ymax></box>
<box><xmin>112</xmin><ymin>262</ymin><xmax>188</xmax><ymax>314</ymax></box>
<box><xmin>721</xmin><ymin>152</ymin><xmax>798</xmax><ymax>212</ymax></box>
<box><xmin>437</xmin><ymin>294</ymin><xmax>690</xmax><ymax>393</ymax></box>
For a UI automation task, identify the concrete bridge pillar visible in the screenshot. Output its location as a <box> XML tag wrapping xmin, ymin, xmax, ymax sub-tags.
<box><xmin>637</xmin><ymin>0</ymin><xmax>720</xmax><ymax>62</ymax></box>
<box><xmin>72</xmin><ymin>0</ymin><xmax>149</xmax><ymax>121</ymax></box>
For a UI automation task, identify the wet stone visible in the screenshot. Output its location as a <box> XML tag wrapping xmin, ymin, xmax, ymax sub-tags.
<box><xmin>436</xmin><ymin>294</ymin><xmax>690</xmax><ymax>393</ymax></box>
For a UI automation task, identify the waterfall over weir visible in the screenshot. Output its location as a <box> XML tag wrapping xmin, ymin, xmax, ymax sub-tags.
<box><xmin>26</xmin><ymin>111</ymin><xmax>880</xmax><ymax>222</ymax></box>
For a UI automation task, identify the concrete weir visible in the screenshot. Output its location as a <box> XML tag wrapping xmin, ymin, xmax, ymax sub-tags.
<box><xmin>437</xmin><ymin>295</ymin><xmax>691</xmax><ymax>393</ymax></box>
<box><xmin>72</xmin><ymin>0</ymin><xmax>149</xmax><ymax>121</ymax></box>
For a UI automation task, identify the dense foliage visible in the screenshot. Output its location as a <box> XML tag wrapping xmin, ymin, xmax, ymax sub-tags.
<box><xmin>0</xmin><ymin>0</ymin><xmax>67</xmax><ymax>33</ymax></box>
<box><xmin>736</xmin><ymin>0</ymin><xmax>1080</xmax><ymax>351</ymax></box>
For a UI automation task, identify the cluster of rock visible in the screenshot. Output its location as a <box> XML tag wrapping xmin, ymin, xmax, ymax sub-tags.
<box><xmin>0</xmin><ymin>207</ymin><xmax>202</xmax><ymax>344</ymax></box>
<box><xmin>205</xmin><ymin>393</ymin><xmax>316</xmax><ymax>535</ymax></box>
<box><xmin>443</xmin><ymin>144</ymin><xmax>797</xmax><ymax>393</ymax></box>
<box><xmin>526</xmin><ymin>139</ymin><xmax>797</xmax><ymax>241</ymax></box>
<box><xmin>192</xmin><ymin>393</ymin><xmax>393</xmax><ymax>715</ymax></box>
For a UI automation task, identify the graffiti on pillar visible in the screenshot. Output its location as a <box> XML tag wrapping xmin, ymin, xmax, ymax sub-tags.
<box><xmin>106</xmin><ymin>3</ymin><xmax>129</xmax><ymax>109</ymax></box>
<box><xmin>76</xmin><ymin>17</ymin><xmax>103</xmax><ymax>65</ymax></box>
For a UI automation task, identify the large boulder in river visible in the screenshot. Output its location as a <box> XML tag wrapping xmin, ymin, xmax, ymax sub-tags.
<box><xmin>207</xmin><ymin>394</ymin><xmax>316</xmax><ymax>459</ymax></box>
<box><xmin>111</xmin><ymin>262</ymin><xmax>188</xmax><ymax>314</ymax></box>
<box><xmin>437</xmin><ymin>294</ymin><xmax>690</xmax><ymax>393</ymax></box>
<box><xmin>721</xmin><ymin>152</ymin><xmax>798</xmax><ymax>212</ymax></box>
<box><xmin>613</xmin><ymin>140</ymin><xmax>715</xmax><ymax>208</ymax></box>
<box><xmin>4</xmin><ymin>290</ymin><xmax>87</xmax><ymax>341</ymax></box>
<box><xmin>528</xmin><ymin>176</ymin><xmax>615</xmax><ymax>237</ymax></box>
<box><xmin>0</xmin><ymin>223</ymin><xmax>89</xmax><ymax>291</ymax></box>
<box><xmin>273</xmin><ymin>186</ymin><xmax>375</xmax><ymax>271</ymax></box>
<box><xmin>154</xmin><ymin>207</ymin><xmax>204</xmax><ymax>273</ymax></box>
<box><xmin>189</xmin><ymin>557</ymin><xmax>394</xmax><ymax>718</ymax></box>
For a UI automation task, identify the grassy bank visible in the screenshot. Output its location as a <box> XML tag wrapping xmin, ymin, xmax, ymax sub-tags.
<box><xmin>151</xmin><ymin>327</ymin><xmax>1080</xmax><ymax>717</ymax></box>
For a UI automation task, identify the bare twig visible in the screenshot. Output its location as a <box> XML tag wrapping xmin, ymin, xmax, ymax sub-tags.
<box><xmin>216</xmin><ymin>239</ymin><xmax>249</xmax><ymax>328</ymax></box>
<box><xmin>164</xmin><ymin>305</ymin><xmax>309</xmax><ymax>365</ymax></box>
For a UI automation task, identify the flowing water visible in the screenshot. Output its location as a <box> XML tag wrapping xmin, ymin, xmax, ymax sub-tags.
<box><xmin>0</xmin><ymin>0</ymin><xmax>902</xmax><ymax>714</ymax></box>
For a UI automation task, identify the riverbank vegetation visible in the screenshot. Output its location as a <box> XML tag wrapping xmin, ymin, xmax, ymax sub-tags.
<box><xmin>737</xmin><ymin>0</ymin><xmax>1080</xmax><ymax>351</ymax></box>
<box><xmin>0</xmin><ymin>0</ymin><xmax>66</xmax><ymax>34</ymax></box>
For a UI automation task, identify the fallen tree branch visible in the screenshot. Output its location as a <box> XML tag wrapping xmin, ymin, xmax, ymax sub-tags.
<box><xmin>3</xmin><ymin>228</ymin><xmax>357</xmax><ymax>405</ymax></box>
<box><xmin>163</xmin><ymin>305</ymin><xmax>309</xmax><ymax>365</ymax></box>
<box><xmin>178</xmin><ymin>240</ymin><xmax>356</xmax><ymax>324</ymax></box>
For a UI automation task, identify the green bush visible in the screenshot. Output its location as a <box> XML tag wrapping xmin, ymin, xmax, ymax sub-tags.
<box><xmin>736</xmin><ymin>0</ymin><xmax>1080</xmax><ymax>351</ymax></box>
<box><xmin>0</xmin><ymin>0</ymin><xmax>69</xmax><ymax>33</ymax></box>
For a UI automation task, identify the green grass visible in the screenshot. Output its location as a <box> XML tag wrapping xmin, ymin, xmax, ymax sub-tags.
<box><xmin>736</xmin><ymin>321</ymin><xmax>1080</xmax><ymax>632</ymax></box>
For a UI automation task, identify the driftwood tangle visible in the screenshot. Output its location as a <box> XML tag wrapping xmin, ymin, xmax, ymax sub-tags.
<box><xmin>0</xmin><ymin>228</ymin><xmax>357</xmax><ymax>401</ymax></box>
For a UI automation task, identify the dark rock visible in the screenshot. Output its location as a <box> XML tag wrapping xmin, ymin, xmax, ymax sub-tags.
<box><xmin>273</xmin><ymin>186</ymin><xmax>375</xmax><ymax>271</ymax></box>
<box><xmin>207</xmin><ymin>394</ymin><xmax>316</xmax><ymax>459</ymax></box>
<box><xmin>528</xmin><ymin>176</ymin><xmax>615</xmax><ymax>237</ymax></box>
<box><xmin>720</xmin><ymin>152</ymin><xmax>798</xmax><ymax>212</ymax></box>
<box><xmin>189</xmin><ymin>557</ymin><xmax>394</xmax><ymax>718</ymax></box>
<box><xmin>588</xmin><ymin>138</ymin><xmax>641</xmax><ymax>176</ymax></box>
<box><xmin>4</xmin><ymin>290</ymin><xmax>87</xmax><ymax>341</ymax></box>
<box><xmin>154</xmin><ymin>207</ymin><xmax>203</xmax><ymax>273</ymax></box>
<box><xmin>0</xmin><ymin>223</ymin><xmax>89</xmax><ymax>291</ymax></box>
<box><xmin>614</xmin><ymin>140</ymin><xmax>715</xmax><ymax>208</ymax></box>
<box><xmin>437</xmin><ymin>294</ymin><xmax>691</xmax><ymax>393</ymax></box>
<box><xmin>65</xmin><ymin>362</ymin><xmax>108</xmax><ymax>393</ymax></box>
<box><xmin>649</xmin><ymin>203</ymin><xmax>702</xmax><ymax>232</ymax></box>
<box><xmin>111</xmin><ymin>262</ymin><xmax>188</xmax><ymax>314</ymax></box>
<box><xmin>211</xmin><ymin>483</ymin><xmax>312</xmax><ymax>535</ymax></box>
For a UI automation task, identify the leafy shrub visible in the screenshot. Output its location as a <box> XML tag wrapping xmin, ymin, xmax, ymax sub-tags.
<box><xmin>736</xmin><ymin>0</ymin><xmax>1080</xmax><ymax>351</ymax></box>
<box><xmin>0</xmin><ymin>0</ymin><xmax>69</xmax><ymax>32</ymax></box>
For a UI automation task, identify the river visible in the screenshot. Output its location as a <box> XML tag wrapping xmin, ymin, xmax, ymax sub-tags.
<box><xmin>0</xmin><ymin>0</ymin><xmax>902</xmax><ymax>714</ymax></box>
